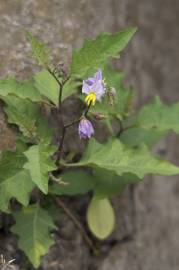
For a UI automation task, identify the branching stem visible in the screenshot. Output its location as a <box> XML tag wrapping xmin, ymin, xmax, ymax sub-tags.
<box><xmin>47</xmin><ymin>67</ymin><xmax>92</xmax><ymax>165</ymax></box>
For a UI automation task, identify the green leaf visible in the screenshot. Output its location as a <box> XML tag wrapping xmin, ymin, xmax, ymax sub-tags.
<box><xmin>26</xmin><ymin>31</ymin><xmax>51</xmax><ymax>68</ymax></box>
<box><xmin>42</xmin><ymin>197</ymin><xmax>62</xmax><ymax>221</ymax></box>
<box><xmin>23</xmin><ymin>143</ymin><xmax>57</xmax><ymax>194</ymax></box>
<box><xmin>62</xmin><ymin>77</ymin><xmax>80</xmax><ymax>101</ymax></box>
<box><xmin>2</xmin><ymin>95</ymin><xmax>39</xmax><ymax>138</ymax></box>
<box><xmin>34</xmin><ymin>69</ymin><xmax>58</xmax><ymax>105</ymax></box>
<box><xmin>0</xmin><ymin>150</ymin><xmax>34</xmax><ymax>212</ymax></box>
<box><xmin>87</xmin><ymin>197</ymin><xmax>115</xmax><ymax>239</ymax></box>
<box><xmin>71</xmin><ymin>138</ymin><xmax>179</xmax><ymax>179</ymax></box>
<box><xmin>92</xmin><ymin>169</ymin><xmax>136</xmax><ymax>199</ymax></box>
<box><xmin>49</xmin><ymin>170</ymin><xmax>94</xmax><ymax>195</ymax></box>
<box><xmin>11</xmin><ymin>204</ymin><xmax>56</xmax><ymax>268</ymax></box>
<box><xmin>49</xmin><ymin>169</ymin><xmax>137</xmax><ymax>198</ymax></box>
<box><xmin>90</xmin><ymin>65</ymin><xmax>134</xmax><ymax>120</ymax></box>
<box><xmin>35</xmin><ymin>112</ymin><xmax>54</xmax><ymax>144</ymax></box>
<box><xmin>34</xmin><ymin>69</ymin><xmax>79</xmax><ymax>105</ymax></box>
<box><xmin>135</xmin><ymin>96</ymin><xmax>179</xmax><ymax>133</ymax></box>
<box><xmin>120</xmin><ymin>126</ymin><xmax>168</xmax><ymax>148</ymax></box>
<box><xmin>71</xmin><ymin>27</ymin><xmax>137</xmax><ymax>78</ymax></box>
<box><xmin>0</xmin><ymin>77</ymin><xmax>43</xmax><ymax>102</ymax></box>
<box><xmin>2</xmin><ymin>95</ymin><xmax>53</xmax><ymax>143</ymax></box>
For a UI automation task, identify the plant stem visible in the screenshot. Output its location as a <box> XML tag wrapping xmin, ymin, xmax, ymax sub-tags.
<box><xmin>117</xmin><ymin>122</ymin><xmax>138</xmax><ymax>137</ymax></box>
<box><xmin>116</xmin><ymin>118</ymin><xmax>124</xmax><ymax>137</ymax></box>
<box><xmin>47</xmin><ymin>68</ymin><xmax>62</xmax><ymax>86</ymax></box>
<box><xmin>47</xmin><ymin>66</ymin><xmax>92</xmax><ymax>165</ymax></box>
<box><xmin>55</xmin><ymin>198</ymin><xmax>98</xmax><ymax>254</ymax></box>
<box><xmin>56</xmin><ymin>101</ymin><xmax>92</xmax><ymax>165</ymax></box>
<box><xmin>83</xmin><ymin>101</ymin><xmax>92</xmax><ymax>117</ymax></box>
<box><xmin>55</xmin><ymin>125</ymin><xmax>66</xmax><ymax>165</ymax></box>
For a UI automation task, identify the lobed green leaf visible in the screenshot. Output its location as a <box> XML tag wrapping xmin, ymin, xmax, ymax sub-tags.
<box><xmin>70</xmin><ymin>138</ymin><xmax>179</xmax><ymax>179</ymax></box>
<box><xmin>135</xmin><ymin>96</ymin><xmax>179</xmax><ymax>133</ymax></box>
<box><xmin>23</xmin><ymin>143</ymin><xmax>57</xmax><ymax>194</ymax></box>
<box><xmin>71</xmin><ymin>27</ymin><xmax>137</xmax><ymax>78</ymax></box>
<box><xmin>2</xmin><ymin>95</ymin><xmax>53</xmax><ymax>143</ymax></box>
<box><xmin>11</xmin><ymin>204</ymin><xmax>56</xmax><ymax>268</ymax></box>
<box><xmin>0</xmin><ymin>150</ymin><xmax>34</xmax><ymax>212</ymax></box>
<box><xmin>120</xmin><ymin>126</ymin><xmax>168</xmax><ymax>148</ymax></box>
<box><xmin>26</xmin><ymin>31</ymin><xmax>51</xmax><ymax>68</ymax></box>
<box><xmin>0</xmin><ymin>77</ymin><xmax>43</xmax><ymax>102</ymax></box>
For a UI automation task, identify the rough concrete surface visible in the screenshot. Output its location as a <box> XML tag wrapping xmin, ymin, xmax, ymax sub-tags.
<box><xmin>0</xmin><ymin>0</ymin><xmax>179</xmax><ymax>269</ymax></box>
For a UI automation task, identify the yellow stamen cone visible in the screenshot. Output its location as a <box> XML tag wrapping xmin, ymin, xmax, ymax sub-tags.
<box><xmin>85</xmin><ymin>92</ymin><xmax>97</xmax><ymax>106</ymax></box>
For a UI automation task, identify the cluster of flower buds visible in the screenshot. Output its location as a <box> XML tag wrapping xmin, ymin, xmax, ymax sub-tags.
<box><xmin>78</xmin><ymin>69</ymin><xmax>106</xmax><ymax>139</ymax></box>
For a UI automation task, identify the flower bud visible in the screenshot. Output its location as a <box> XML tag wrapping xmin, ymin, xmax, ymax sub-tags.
<box><xmin>78</xmin><ymin>118</ymin><xmax>94</xmax><ymax>139</ymax></box>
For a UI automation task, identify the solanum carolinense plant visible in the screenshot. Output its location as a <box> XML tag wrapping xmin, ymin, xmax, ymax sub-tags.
<box><xmin>0</xmin><ymin>27</ymin><xmax>179</xmax><ymax>268</ymax></box>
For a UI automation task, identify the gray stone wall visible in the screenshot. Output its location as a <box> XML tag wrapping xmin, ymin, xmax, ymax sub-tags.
<box><xmin>0</xmin><ymin>0</ymin><xmax>179</xmax><ymax>269</ymax></box>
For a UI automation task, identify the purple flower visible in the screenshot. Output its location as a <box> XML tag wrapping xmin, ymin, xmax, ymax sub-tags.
<box><xmin>82</xmin><ymin>69</ymin><xmax>106</xmax><ymax>105</ymax></box>
<box><xmin>78</xmin><ymin>118</ymin><xmax>94</xmax><ymax>139</ymax></box>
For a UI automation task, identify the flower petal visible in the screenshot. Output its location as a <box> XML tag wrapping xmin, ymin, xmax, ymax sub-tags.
<box><xmin>94</xmin><ymin>69</ymin><xmax>102</xmax><ymax>81</ymax></box>
<box><xmin>93</xmin><ymin>80</ymin><xmax>106</xmax><ymax>100</ymax></box>
<box><xmin>82</xmin><ymin>80</ymin><xmax>92</xmax><ymax>95</ymax></box>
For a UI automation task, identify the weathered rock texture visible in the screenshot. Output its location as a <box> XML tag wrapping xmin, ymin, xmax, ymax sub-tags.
<box><xmin>0</xmin><ymin>0</ymin><xmax>179</xmax><ymax>269</ymax></box>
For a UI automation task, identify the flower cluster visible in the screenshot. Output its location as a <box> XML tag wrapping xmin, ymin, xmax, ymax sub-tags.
<box><xmin>78</xmin><ymin>69</ymin><xmax>106</xmax><ymax>139</ymax></box>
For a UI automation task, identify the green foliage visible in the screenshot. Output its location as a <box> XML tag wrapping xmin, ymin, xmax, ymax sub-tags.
<box><xmin>120</xmin><ymin>127</ymin><xmax>168</xmax><ymax>147</ymax></box>
<box><xmin>49</xmin><ymin>170</ymin><xmax>93</xmax><ymax>195</ymax></box>
<box><xmin>1</xmin><ymin>27</ymin><xmax>179</xmax><ymax>268</ymax></box>
<box><xmin>135</xmin><ymin>96</ymin><xmax>179</xmax><ymax>133</ymax></box>
<box><xmin>2</xmin><ymin>95</ymin><xmax>39</xmax><ymax>138</ymax></box>
<box><xmin>91</xmin><ymin>169</ymin><xmax>135</xmax><ymax>198</ymax></box>
<box><xmin>120</xmin><ymin>96</ymin><xmax>179</xmax><ymax>148</ymax></box>
<box><xmin>34</xmin><ymin>69</ymin><xmax>79</xmax><ymax>105</ymax></box>
<box><xmin>11</xmin><ymin>204</ymin><xmax>56</xmax><ymax>268</ymax></box>
<box><xmin>0</xmin><ymin>77</ymin><xmax>42</xmax><ymax>102</ymax></box>
<box><xmin>71</xmin><ymin>27</ymin><xmax>137</xmax><ymax>78</ymax></box>
<box><xmin>33</xmin><ymin>69</ymin><xmax>59</xmax><ymax>105</ymax></box>
<box><xmin>50</xmin><ymin>169</ymin><xmax>136</xmax><ymax>199</ymax></box>
<box><xmin>23</xmin><ymin>143</ymin><xmax>57</xmax><ymax>194</ymax></box>
<box><xmin>71</xmin><ymin>138</ymin><xmax>179</xmax><ymax>178</ymax></box>
<box><xmin>2</xmin><ymin>95</ymin><xmax>53</xmax><ymax>142</ymax></box>
<box><xmin>87</xmin><ymin>196</ymin><xmax>115</xmax><ymax>239</ymax></box>
<box><xmin>35</xmin><ymin>112</ymin><xmax>54</xmax><ymax>144</ymax></box>
<box><xmin>26</xmin><ymin>31</ymin><xmax>51</xmax><ymax>68</ymax></box>
<box><xmin>0</xmin><ymin>150</ymin><xmax>34</xmax><ymax>212</ymax></box>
